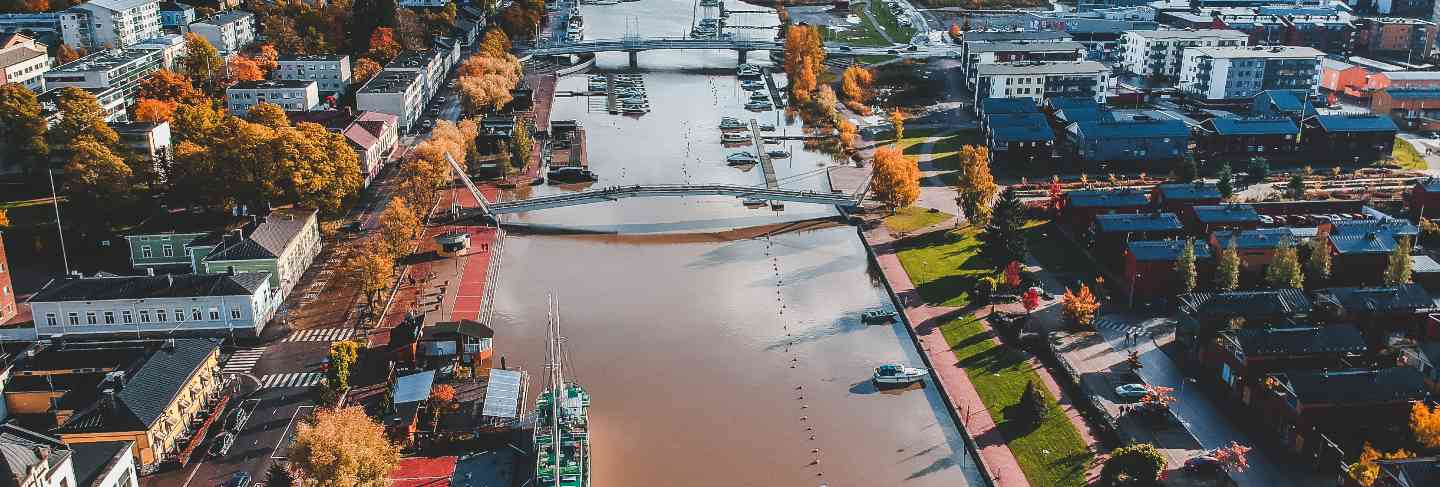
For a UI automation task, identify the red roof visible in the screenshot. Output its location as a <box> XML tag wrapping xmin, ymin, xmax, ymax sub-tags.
<box><xmin>390</xmin><ymin>456</ymin><xmax>458</xmax><ymax>487</ymax></box>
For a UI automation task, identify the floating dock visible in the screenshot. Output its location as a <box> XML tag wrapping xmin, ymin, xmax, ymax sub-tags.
<box><xmin>762</xmin><ymin>66</ymin><xmax>786</xmax><ymax>109</ymax></box>
<box><xmin>750</xmin><ymin>118</ymin><xmax>777</xmax><ymax>190</ymax></box>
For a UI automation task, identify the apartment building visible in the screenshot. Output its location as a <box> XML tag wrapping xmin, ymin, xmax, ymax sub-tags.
<box><xmin>346</xmin><ymin>111</ymin><xmax>399</xmax><ymax>185</ymax></box>
<box><xmin>357</xmin><ymin>69</ymin><xmax>424</xmax><ymax>132</ymax></box>
<box><xmin>973</xmin><ymin>61</ymin><xmax>1110</xmax><ymax>107</ymax></box>
<box><xmin>41</xmin><ymin>47</ymin><xmax>163</xmax><ymax>118</ymax></box>
<box><xmin>274</xmin><ymin>54</ymin><xmax>351</xmax><ymax>96</ymax></box>
<box><xmin>126</xmin><ymin>33</ymin><xmax>185</xmax><ymax>71</ymax></box>
<box><xmin>962</xmin><ymin>40</ymin><xmax>1086</xmax><ymax>89</ymax></box>
<box><xmin>196</xmin><ymin>208</ymin><xmax>321</xmax><ymax>301</ymax></box>
<box><xmin>1354</xmin><ymin>17</ymin><xmax>1437</xmax><ymax>64</ymax></box>
<box><xmin>0</xmin><ymin>33</ymin><xmax>50</xmax><ymax>91</ymax></box>
<box><xmin>156</xmin><ymin>1</ymin><xmax>193</xmax><ymax>33</ymax></box>
<box><xmin>1162</xmin><ymin>6</ymin><xmax>1357</xmax><ymax>55</ymax></box>
<box><xmin>386</xmin><ymin>49</ymin><xmax>450</xmax><ymax>105</ymax></box>
<box><xmin>0</xmin><ymin>12</ymin><xmax>63</xmax><ymax>37</ymax></box>
<box><xmin>226</xmin><ymin>79</ymin><xmax>320</xmax><ymax>112</ymax></box>
<box><xmin>187</xmin><ymin>10</ymin><xmax>253</xmax><ymax>55</ymax></box>
<box><xmin>1179</xmin><ymin>46</ymin><xmax>1324</xmax><ymax>101</ymax></box>
<box><xmin>59</xmin><ymin>0</ymin><xmax>162</xmax><ymax>51</ymax></box>
<box><xmin>1119</xmin><ymin>29</ymin><xmax>1249</xmax><ymax>79</ymax></box>
<box><xmin>26</xmin><ymin>272</ymin><xmax>277</xmax><ymax>338</ymax></box>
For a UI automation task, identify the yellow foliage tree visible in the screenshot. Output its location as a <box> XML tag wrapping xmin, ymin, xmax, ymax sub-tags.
<box><xmin>871</xmin><ymin>146</ymin><xmax>920</xmax><ymax>211</ymax></box>
<box><xmin>133</xmin><ymin>98</ymin><xmax>176</xmax><ymax>122</ymax></box>
<box><xmin>288</xmin><ymin>406</ymin><xmax>400</xmax><ymax>487</ymax></box>
<box><xmin>378</xmin><ymin>197</ymin><xmax>420</xmax><ymax>260</ymax></box>
<box><xmin>889</xmin><ymin>109</ymin><xmax>905</xmax><ymax>143</ymax></box>
<box><xmin>346</xmin><ymin>236</ymin><xmax>396</xmax><ymax>310</ymax></box>
<box><xmin>956</xmin><ymin>145</ymin><xmax>998</xmax><ymax>226</ymax></box>
<box><xmin>1412</xmin><ymin>402</ymin><xmax>1440</xmax><ymax>449</ymax></box>
<box><xmin>351</xmin><ymin>57</ymin><xmax>382</xmax><ymax>86</ymax></box>
<box><xmin>227</xmin><ymin>56</ymin><xmax>265</xmax><ymax>82</ymax></box>
<box><xmin>1347</xmin><ymin>442</ymin><xmax>1414</xmax><ymax>487</ymax></box>
<box><xmin>1062</xmin><ymin>284</ymin><xmax>1099</xmax><ymax>328</ymax></box>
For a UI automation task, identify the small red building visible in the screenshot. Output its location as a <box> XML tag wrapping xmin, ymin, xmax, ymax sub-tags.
<box><xmin>1312</xmin><ymin>284</ymin><xmax>1435</xmax><ymax>346</ymax></box>
<box><xmin>1208</xmin><ymin>228</ymin><xmax>1296</xmax><ymax>278</ymax></box>
<box><xmin>0</xmin><ymin>231</ymin><xmax>13</xmax><ymax>324</ymax></box>
<box><xmin>1188</xmin><ymin>204</ymin><xmax>1261</xmax><ymax>235</ymax></box>
<box><xmin>1091</xmin><ymin>213</ymin><xmax>1184</xmax><ymax>270</ymax></box>
<box><xmin>1408</xmin><ymin>177</ymin><xmax>1440</xmax><ymax>218</ymax></box>
<box><xmin>1253</xmin><ymin>368</ymin><xmax>1427</xmax><ymax>456</ymax></box>
<box><xmin>1151</xmin><ymin>182</ymin><xmax>1222</xmax><ymax>215</ymax></box>
<box><xmin>1060</xmin><ymin>189</ymin><xmax>1149</xmax><ymax>232</ymax></box>
<box><xmin>1200</xmin><ymin>325</ymin><xmax>1366</xmax><ymax>406</ymax></box>
<box><xmin>1123</xmin><ymin>240</ymin><xmax>1213</xmax><ymax>303</ymax></box>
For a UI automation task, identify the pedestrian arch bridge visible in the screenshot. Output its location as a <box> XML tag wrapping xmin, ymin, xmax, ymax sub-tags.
<box><xmin>520</xmin><ymin>37</ymin><xmax>951</xmax><ymax>66</ymax></box>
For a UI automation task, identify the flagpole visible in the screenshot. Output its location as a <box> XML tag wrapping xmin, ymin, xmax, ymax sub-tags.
<box><xmin>49</xmin><ymin>169</ymin><xmax>70</xmax><ymax>276</ymax></box>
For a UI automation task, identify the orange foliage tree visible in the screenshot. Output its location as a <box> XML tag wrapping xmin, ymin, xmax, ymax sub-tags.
<box><xmin>840</xmin><ymin>66</ymin><xmax>873</xmax><ymax>115</ymax></box>
<box><xmin>368</xmin><ymin>27</ymin><xmax>402</xmax><ymax>63</ymax></box>
<box><xmin>871</xmin><ymin>146</ymin><xmax>920</xmax><ymax>211</ymax></box>
<box><xmin>1411</xmin><ymin>402</ymin><xmax>1440</xmax><ymax>449</ymax></box>
<box><xmin>783</xmin><ymin>25</ymin><xmax>824</xmax><ymax>103</ymax></box>
<box><xmin>136</xmin><ymin>69</ymin><xmax>204</xmax><ymax>104</ymax></box>
<box><xmin>132</xmin><ymin>98</ymin><xmax>176</xmax><ymax>122</ymax></box>
<box><xmin>1348</xmin><ymin>443</ymin><xmax>1414</xmax><ymax>487</ymax></box>
<box><xmin>227</xmin><ymin>56</ymin><xmax>264</xmax><ymax>82</ymax></box>
<box><xmin>253</xmin><ymin>44</ymin><xmax>279</xmax><ymax>74</ymax></box>
<box><xmin>351</xmin><ymin>57</ymin><xmax>382</xmax><ymax>86</ymax></box>
<box><xmin>1062</xmin><ymin>284</ymin><xmax>1098</xmax><ymax>328</ymax></box>
<box><xmin>55</xmin><ymin>42</ymin><xmax>82</xmax><ymax>64</ymax></box>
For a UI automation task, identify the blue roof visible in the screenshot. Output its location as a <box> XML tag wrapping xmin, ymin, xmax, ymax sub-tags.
<box><xmin>1192</xmin><ymin>204</ymin><xmax>1261</xmax><ymax>224</ymax></box>
<box><xmin>1209</xmin><ymin>117</ymin><xmax>1299</xmax><ymax>136</ymax></box>
<box><xmin>1329</xmin><ymin>233</ymin><xmax>1398</xmax><ymax>254</ymax></box>
<box><xmin>393</xmin><ymin>370</ymin><xmax>436</xmax><ymax>404</ymax></box>
<box><xmin>1155</xmin><ymin>183</ymin><xmax>1221</xmax><ymax>201</ymax></box>
<box><xmin>1385</xmin><ymin>89</ymin><xmax>1440</xmax><ymax>101</ymax></box>
<box><xmin>1314</xmin><ymin>115</ymin><xmax>1399</xmax><ymax>133</ymax></box>
<box><xmin>1213</xmin><ymin>228</ymin><xmax>1295</xmax><ymax>250</ymax></box>
<box><xmin>1253</xmin><ymin>90</ymin><xmax>1310</xmax><ymax>113</ymax></box>
<box><xmin>1055</xmin><ymin>106</ymin><xmax>1103</xmax><ymax>124</ymax></box>
<box><xmin>1075</xmin><ymin>119</ymin><xmax>1190</xmax><ymax>139</ymax></box>
<box><xmin>988</xmin><ymin>112</ymin><xmax>1054</xmax><ymax>143</ymax></box>
<box><xmin>1127</xmin><ymin>240</ymin><xmax>1214</xmax><ymax>261</ymax></box>
<box><xmin>981</xmin><ymin>97</ymin><xmax>1039</xmax><ymax>115</ymax></box>
<box><xmin>1418</xmin><ymin>177</ymin><xmax>1440</xmax><ymax>192</ymax></box>
<box><xmin>1331</xmin><ymin>218</ymin><xmax>1418</xmax><ymax>238</ymax></box>
<box><xmin>1066</xmin><ymin>189</ymin><xmax>1149</xmax><ymax>208</ymax></box>
<box><xmin>1094</xmin><ymin>212</ymin><xmax>1183</xmax><ymax>233</ymax></box>
<box><xmin>1047</xmin><ymin>97</ymin><xmax>1099</xmax><ymax>111</ymax></box>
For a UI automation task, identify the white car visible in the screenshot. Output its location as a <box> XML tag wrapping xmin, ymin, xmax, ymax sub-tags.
<box><xmin>1114</xmin><ymin>383</ymin><xmax>1148</xmax><ymax>399</ymax></box>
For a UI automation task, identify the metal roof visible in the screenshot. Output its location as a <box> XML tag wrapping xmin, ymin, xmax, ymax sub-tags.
<box><xmin>1208</xmin><ymin>117</ymin><xmax>1299</xmax><ymax>136</ymax></box>
<box><xmin>1074</xmin><ymin>119</ymin><xmax>1190</xmax><ymax>139</ymax></box>
<box><xmin>482</xmin><ymin>369</ymin><xmax>524</xmax><ymax>419</ymax></box>
<box><xmin>1046</xmin><ymin>97</ymin><xmax>1100</xmax><ymax>111</ymax></box>
<box><xmin>980</xmin><ymin>97</ymin><xmax>1038</xmax><ymax>115</ymax></box>
<box><xmin>1127</xmin><ymin>240</ymin><xmax>1213</xmax><ymax>261</ymax></box>
<box><xmin>1277</xmin><ymin>368</ymin><xmax>1427</xmax><ymax>406</ymax></box>
<box><xmin>1192</xmin><ymin>204</ymin><xmax>1260</xmax><ymax>224</ymax></box>
<box><xmin>1329</xmin><ymin>233</ymin><xmax>1398</xmax><ymax>254</ymax></box>
<box><xmin>968</xmin><ymin>40</ymin><xmax>1085</xmax><ymax>53</ymax></box>
<box><xmin>1313</xmin><ymin>115</ymin><xmax>1398</xmax><ymax>133</ymax></box>
<box><xmin>1413</xmin><ymin>255</ymin><xmax>1440</xmax><ymax>274</ymax></box>
<box><xmin>1330</xmin><ymin>218</ymin><xmax>1418</xmax><ymax>238</ymax></box>
<box><xmin>1314</xmin><ymin>284</ymin><xmax>1434</xmax><ymax>314</ymax></box>
<box><xmin>1155</xmin><ymin>182</ymin><xmax>1220</xmax><ymax>200</ymax></box>
<box><xmin>29</xmin><ymin>272</ymin><xmax>269</xmax><ymax>302</ymax></box>
<box><xmin>1065</xmin><ymin>189</ymin><xmax>1148</xmax><ymax>208</ymax></box>
<box><xmin>1211</xmin><ymin>228</ymin><xmax>1295</xmax><ymax>249</ymax></box>
<box><xmin>1187</xmin><ymin>45</ymin><xmax>1324</xmax><ymax>59</ymax></box>
<box><xmin>976</xmin><ymin>61</ymin><xmax>1106</xmax><ymax>75</ymax></box>
<box><xmin>988</xmin><ymin>112</ymin><xmax>1054</xmax><ymax>143</ymax></box>
<box><xmin>1177</xmin><ymin>289</ymin><xmax>1312</xmax><ymax>317</ymax></box>
<box><xmin>1055</xmin><ymin>106</ymin><xmax>1103</xmax><ymax>124</ymax></box>
<box><xmin>1231</xmin><ymin>325</ymin><xmax>1366</xmax><ymax>356</ymax></box>
<box><xmin>1094</xmin><ymin>212</ymin><xmax>1182</xmax><ymax>233</ymax></box>
<box><xmin>1383</xmin><ymin>89</ymin><xmax>1440</xmax><ymax>100</ymax></box>
<box><xmin>393</xmin><ymin>370</ymin><xmax>436</xmax><ymax>405</ymax></box>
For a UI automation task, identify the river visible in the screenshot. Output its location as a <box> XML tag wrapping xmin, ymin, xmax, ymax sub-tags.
<box><xmin>488</xmin><ymin>1</ymin><xmax>984</xmax><ymax>485</ymax></box>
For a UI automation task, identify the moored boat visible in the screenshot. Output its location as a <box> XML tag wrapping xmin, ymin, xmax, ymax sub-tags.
<box><xmin>726</xmin><ymin>152</ymin><xmax>759</xmax><ymax>165</ymax></box>
<box><xmin>720</xmin><ymin>131</ymin><xmax>750</xmax><ymax>143</ymax></box>
<box><xmin>719</xmin><ymin>117</ymin><xmax>746</xmax><ymax>130</ymax></box>
<box><xmin>860</xmin><ymin>308</ymin><xmax>895</xmax><ymax>323</ymax></box>
<box><xmin>873</xmin><ymin>363</ymin><xmax>928</xmax><ymax>385</ymax></box>
<box><xmin>766</xmin><ymin>149</ymin><xmax>789</xmax><ymax>158</ymax></box>
<box><xmin>534</xmin><ymin>296</ymin><xmax>591</xmax><ymax>487</ymax></box>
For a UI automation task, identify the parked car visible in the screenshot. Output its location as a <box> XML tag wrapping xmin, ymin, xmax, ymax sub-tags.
<box><xmin>1183</xmin><ymin>455</ymin><xmax>1222</xmax><ymax>475</ymax></box>
<box><xmin>1114</xmin><ymin>383</ymin><xmax>1148</xmax><ymax>399</ymax></box>
<box><xmin>226</xmin><ymin>472</ymin><xmax>252</xmax><ymax>487</ymax></box>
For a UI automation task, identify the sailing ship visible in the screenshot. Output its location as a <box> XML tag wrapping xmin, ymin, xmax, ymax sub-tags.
<box><xmin>534</xmin><ymin>296</ymin><xmax>591</xmax><ymax>487</ymax></box>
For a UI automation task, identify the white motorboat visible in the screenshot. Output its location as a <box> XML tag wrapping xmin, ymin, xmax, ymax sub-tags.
<box><xmin>766</xmin><ymin>149</ymin><xmax>790</xmax><ymax>158</ymax></box>
<box><xmin>726</xmin><ymin>152</ymin><xmax>759</xmax><ymax>165</ymax></box>
<box><xmin>873</xmin><ymin>363</ymin><xmax>928</xmax><ymax>385</ymax></box>
<box><xmin>719</xmin><ymin>117</ymin><xmax>746</xmax><ymax>130</ymax></box>
<box><xmin>749</xmin><ymin>91</ymin><xmax>770</xmax><ymax>101</ymax></box>
<box><xmin>759</xmin><ymin>122</ymin><xmax>776</xmax><ymax>131</ymax></box>
<box><xmin>745</xmin><ymin>99</ymin><xmax>772</xmax><ymax>111</ymax></box>
<box><xmin>721</xmin><ymin>132</ymin><xmax>750</xmax><ymax>143</ymax></box>
<box><xmin>741</xmin><ymin>80</ymin><xmax>765</xmax><ymax>91</ymax></box>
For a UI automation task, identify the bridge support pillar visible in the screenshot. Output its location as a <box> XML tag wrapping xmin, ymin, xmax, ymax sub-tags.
<box><xmin>737</xmin><ymin>49</ymin><xmax>748</xmax><ymax>65</ymax></box>
<box><xmin>628</xmin><ymin>51</ymin><xmax>639</xmax><ymax>69</ymax></box>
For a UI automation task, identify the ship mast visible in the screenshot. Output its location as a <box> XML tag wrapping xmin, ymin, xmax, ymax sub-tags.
<box><xmin>547</xmin><ymin>294</ymin><xmax>563</xmax><ymax>487</ymax></box>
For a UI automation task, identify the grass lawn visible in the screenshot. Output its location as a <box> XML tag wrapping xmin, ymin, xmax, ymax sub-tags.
<box><xmin>0</xmin><ymin>196</ymin><xmax>63</xmax><ymax>210</ymax></box>
<box><xmin>939</xmin><ymin>316</ymin><xmax>1093</xmax><ymax>487</ymax></box>
<box><xmin>894</xmin><ymin>227</ymin><xmax>995</xmax><ymax>308</ymax></box>
<box><xmin>867</xmin><ymin>0</ymin><xmax>916</xmax><ymax>43</ymax></box>
<box><xmin>1393</xmin><ymin>137</ymin><xmax>1429</xmax><ymax>171</ymax></box>
<box><xmin>1024</xmin><ymin>221</ymin><xmax>1109</xmax><ymax>299</ymax></box>
<box><xmin>883</xmin><ymin>206</ymin><xmax>951</xmax><ymax>233</ymax></box>
<box><xmin>897</xmin><ymin>130</ymin><xmax>982</xmax><ymax>171</ymax></box>
<box><xmin>836</xmin><ymin>12</ymin><xmax>896</xmax><ymax>47</ymax></box>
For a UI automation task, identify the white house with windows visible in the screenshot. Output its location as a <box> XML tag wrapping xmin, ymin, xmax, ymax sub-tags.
<box><xmin>25</xmin><ymin>271</ymin><xmax>279</xmax><ymax>339</ymax></box>
<box><xmin>226</xmin><ymin>79</ymin><xmax>319</xmax><ymax>112</ymax></box>
<box><xmin>59</xmin><ymin>0</ymin><xmax>162</xmax><ymax>51</ymax></box>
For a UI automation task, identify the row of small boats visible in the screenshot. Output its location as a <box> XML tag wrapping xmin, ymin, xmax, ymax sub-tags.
<box><xmin>592</xmin><ymin>74</ymin><xmax>651</xmax><ymax>114</ymax></box>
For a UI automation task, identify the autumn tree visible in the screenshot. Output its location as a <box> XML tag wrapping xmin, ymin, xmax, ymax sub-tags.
<box><xmin>368</xmin><ymin>27</ymin><xmax>403</xmax><ymax>63</ymax></box>
<box><xmin>246</xmin><ymin>102</ymin><xmax>289</xmax><ymax>128</ymax></box>
<box><xmin>956</xmin><ymin>145</ymin><xmax>998</xmax><ymax>227</ymax></box>
<box><xmin>783</xmin><ymin>25</ymin><xmax>824</xmax><ymax>102</ymax></box>
<box><xmin>1177</xmin><ymin>238</ymin><xmax>1197</xmax><ymax>294</ymax></box>
<box><xmin>429</xmin><ymin>384</ymin><xmax>459</xmax><ymax>414</ymax></box>
<box><xmin>1266</xmin><ymin>239</ymin><xmax>1303</xmax><ymax>289</ymax></box>
<box><xmin>1305</xmin><ymin>235</ymin><xmax>1331</xmax><ymax>288</ymax></box>
<box><xmin>510</xmin><ymin>120</ymin><xmax>533</xmax><ymax>171</ymax></box>
<box><xmin>49</xmin><ymin>88</ymin><xmax>119</xmax><ymax>164</ymax></box>
<box><xmin>0</xmin><ymin>210</ymin><xmax>9</xmax><ymax>229</ymax></box>
<box><xmin>179</xmin><ymin>33</ymin><xmax>223</xmax><ymax>89</ymax></box>
<box><xmin>1062</xmin><ymin>284</ymin><xmax>1099</xmax><ymax>328</ymax></box>
<box><xmin>1099</xmin><ymin>443</ymin><xmax>1166</xmax><ymax>486</ymax></box>
<box><xmin>1215</xmin><ymin>236</ymin><xmax>1240</xmax><ymax>291</ymax></box>
<box><xmin>478</xmin><ymin>28</ymin><xmax>512</xmax><ymax>59</ymax></box>
<box><xmin>1210</xmin><ymin>442</ymin><xmax>1253</xmax><ymax>473</ymax></box>
<box><xmin>1385</xmin><ymin>236</ymin><xmax>1413</xmax><ymax>285</ymax></box>
<box><xmin>0</xmin><ymin>83</ymin><xmax>48</xmax><ymax>173</ymax></box>
<box><xmin>278</xmin><ymin>123</ymin><xmax>364</xmax><ymax>213</ymax></box>
<box><xmin>63</xmin><ymin>139</ymin><xmax>131</xmax><ymax>196</ymax></box>
<box><xmin>889</xmin><ymin>109</ymin><xmax>905</xmax><ymax>143</ymax></box>
<box><xmin>378</xmin><ymin>197</ymin><xmax>420</xmax><ymax>259</ymax></box>
<box><xmin>53</xmin><ymin>42</ymin><xmax>81</xmax><ymax>64</ymax></box>
<box><xmin>792</xmin><ymin>62</ymin><xmax>816</xmax><ymax>104</ymax></box>
<box><xmin>840</xmin><ymin>65</ymin><xmax>873</xmax><ymax>112</ymax></box>
<box><xmin>136</xmin><ymin>69</ymin><xmax>204</xmax><ymax>104</ymax></box>
<box><xmin>288</xmin><ymin>406</ymin><xmax>400</xmax><ymax>487</ymax></box>
<box><xmin>1348</xmin><ymin>443</ymin><xmax>1415</xmax><ymax>487</ymax></box>
<box><xmin>870</xmin><ymin>146</ymin><xmax>920</xmax><ymax>211</ymax></box>
<box><xmin>352</xmin><ymin>57</ymin><xmax>382</xmax><ymax>87</ymax></box>
<box><xmin>980</xmin><ymin>187</ymin><xmax>1027</xmax><ymax>265</ymax></box>
<box><xmin>132</xmin><ymin>99</ymin><xmax>176</xmax><ymax>122</ymax></box>
<box><xmin>253</xmin><ymin>44</ymin><xmax>279</xmax><ymax>74</ymax></box>
<box><xmin>226</xmin><ymin>56</ymin><xmax>265</xmax><ymax>82</ymax></box>
<box><xmin>325</xmin><ymin>339</ymin><xmax>359</xmax><ymax>394</ymax></box>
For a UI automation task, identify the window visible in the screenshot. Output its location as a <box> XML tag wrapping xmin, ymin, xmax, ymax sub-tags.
<box><xmin>121</xmin><ymin>310</ymin><xmax>132</xmax><ymax>323</ymax></box>
<box><xmin>231</xmin><ymin>308</ymin><xmax>242</xmax><ymax>320</ymax></box>
<box><xmin>103</xmin><ymin>311</ymin><xmax>114</xmax><ymax>324</ymax></box>
<box><xmin>192</xmin><ymin>308</ymin><xmax>202</xmax><ymax>321</ymax></box>
<box><xmin>140</xmin><ymin>309</ymin><xmax>150</xmax><ymax>323</ymax></box>
<box><xmin>68</xmin><ymin>313</ymin><xmax>79</xmax><ymax>325</ymax></box>
<box><xmin>156</xmin><ymin>309</ymin><xmax>167</xmax><ymax>322</ymax></box>
<box><xmin>185</xmin><ymin>247</ymin><xmax>192</xmax><ymax>256</ymax></box>
<box><xmin>174</xmin><ymin>308</ymin><xmax>184</xmax><ymax>321</ymax></box>
<box><xmin>209</xmin><ymin>308</ymin><xmax>220</xmax><ymax>320</ymax></box>
<box><xmin>45</xmin><ymin>313</ymin><xmax>56</xmax><ymax>326</ymax></box>
<box><xmin>141</xmin><ymin>245</ymin><xmax>153</xmax><ymax>258</ymax></box>
<box><xmin>86</xmin><ymin>312</ymin><xmax>97</xmax><ymax>325</ymax></box>
<box><xmin>162</xmin><ymin>244</ymin><xmax>173</xmax><ymax>257</ymax></box>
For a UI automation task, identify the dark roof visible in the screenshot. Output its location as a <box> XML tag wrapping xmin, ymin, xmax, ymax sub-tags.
<box><xmin>1329</xmin><ymin>233</ymin><xmax>1399</xmax><ymax>254</ymax></box>
<box><xmin>1231</xmin><ymin>325</ymin><xmax>1366</xmax><ymax>357</ymax></box>
<box><xmin>127</xmin><ymin>210</ymin><xmax>249</xmax><ymax>236</ymax></box>
<box><xmin>964</xmin><ymin>31</ymin><xmax>1071</xmax><ymax>42</ymax></box>
<box><xmin>980</xmin><ymin>97</ymin><xmax>1038</xmax><ymax>115</ymax></box>
<box><xmin>1313</xmin><ymin>284</ymin><xmax>1434</xmax><ymax>314</ymax></box>
<box><xmin>1313</xmin><ymin>115</ymin><xmax>1399</xmax><ymax>133</ymax></box>
<box><xmin>1054</xmin><ymin>106</ymin><xmax>1104</xmax><ymax>124</ymax></box>
<box><xmin>1045</xmin><ymin>97</ymin><xmax>1099</xmax><ymax>111</ymax></box>
<box><xmin>70</xmin><ymin>441</ymin><xmax>131</xmax><ymax>487</ymax></box>
<box><xmin>57</xmin><ymin>339</ymin><xmax>222</xmax><ymax>433</ymax></box>
<box><xmin>1178</xmin><ymin>289</ymin><xmax>1312</xmax><ymax>318</ymax></box>
<box><xmin>1417</xmin><ymin>177</ymin><xmax>1440</xmax><ymax>192</ymax></box>
<box><xmin>1376</xmin><ymin>457</ymin><xmax>1440</xmax><ymax>487</ymax></box>
<box><xmin>425</xmin><ymin>320</ymin><xmax>494</xmax><ymax>339</ymax></box>
<box><xmin>1094</xmin><ymin>212</ymin><xmax>1183</xmax><ymax>233</ymax></box>
<box><xmin>1208</xmin><ymin>117</ymin><xmax>1299</xmax><ymax>136</ymax></box>
<box><xmin>1384</xmin><ymin>89</ymin><xmax>1440</xmax><ymax>101</ymax></box>
<box><xmin>1330</xmin><ymin>218</ymin><xmax>1419</xmax><ymax>238</ymax></box>
<box><xmin>988</xmin><ymin>112</ymin><xmax>1054</xmax><ymax>143</ymax></box>
<box><xmin>0</xmin><ymin>424</ymin><xmax>70</xmax><ymax>487</ymax></box>
<box><xmin>1127</xmin><ymin>240</ymin><xmax>1214</xmax><ymax>261</ymax></box>
<box><xmin>1192</xmin><ymin>204</ymin><xmax>1261</xmax><ymax>224</ymax></box>
<box><xmin>1252</xmin><ymin>90</ymin><xmax>1314</xmax><ymax>116</ymax></box>
<box><xmin>1277</xmin><ymin>367</ymin><xmax>1427</xmax><ymax>406</ymax></box>
<box><xmin>1066</xmin><ymin>189</ymin><xmax>1148</xmax><ymax>208</ymax></box>
<box><xmin>1211</xmin><ymin>228</ymin><xmax>1295</xmax><ymax>249</ymax></box>
<box><xmin>1155</xmin><ymin>182</ymin><xmax>1221</xmax><ymax>201</ymax></box>
<box><xmin>205</xmin><ymin>209</ymin><xmax>315</xmax><ymax>261</ymax></box>
<box><xmin>29</xmin><ymin>272</ymin><xmax>270</xmax><ymax>302</ymax></box>
<box><xmin>1075</xmin><ymin>119</ymin><xmax>1191</xmax><ymax>139</ymax></box>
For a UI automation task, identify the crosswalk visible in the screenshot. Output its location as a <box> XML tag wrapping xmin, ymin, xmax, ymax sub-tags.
<box><xmin>258</xmin><ymin>372</ymin><xmax>326</xmax><ymax>389</ymax></box>
<box><xmin>282</xmin><ymin>328</ymin><xmax>355</xmax><ymax>343</ymax></box>
<box><xmin>1092</xmin><ymin>317</ymin><xmax>1132</xmax><ymax>333</ymax></box>
<box><xmin>221</xmin><ymin>348</ymin><xmax>266</xmax><ymax>375</ymax></box>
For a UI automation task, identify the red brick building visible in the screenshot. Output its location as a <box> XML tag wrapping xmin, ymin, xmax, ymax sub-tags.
<box><xmin>0</xmin><ymin>231</ymin><xmax>14</xmax><ymax>324</ymax></box>
<box><xmin>1123</xmin><ymin>240</ymin><xmax>1214</xmax><ymax>303</ymax></box>
<box><xmin>1408</xmin><ymin>178</ymin><xmax>1440</xmax><ymax>218</ymax></box>
<box><xmin>1201</xmin><ymin>325</ymin><xmax>1367</xmax><ymax>405</ymax></box>
<box><xmin>1151</xmin><ymin>183</ymin><xmax>1222</xmax><ymax>215</ymax></box>
<box><xmin>1060</xmin><ymin>189</ymin><xmax>1149</xmax><ymax>232</ymax></box>
<box><xmin>1253</xmin><ymin>368</ymin><xmax>1427</xmax><ymax>456</ymax></box>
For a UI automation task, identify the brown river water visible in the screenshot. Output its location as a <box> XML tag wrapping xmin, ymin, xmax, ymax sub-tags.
<box><xmin>488</xmin><ymin>1</ymin><xmax>983</xmax><ymax>484</ymax></box>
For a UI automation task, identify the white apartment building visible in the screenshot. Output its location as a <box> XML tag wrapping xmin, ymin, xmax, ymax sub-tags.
<box><xmin>1179</xmin><ymin>45</ymin><xmax>1325</xmax><ymax>101</ymax></box>
<box><xmin>226</xmin><ymin>79</ymin><xmax>320</xmax><ymax>112</ymax></box>
<box><xmin>26</xmin><ymin>272</ymin><xmax>279</xmax><ymax>338</ymax></box>
<box><xmin>59</xmin><ymin>0</ymin><xmax>162</xmax><ymax>51</ymax></box>
<box><xmin>188</xmin><ymin>10</ymin><xmax>254</xmax><ymax>55</ymax></box>
<box><xmin>128</xmin><ymin>33</ymin><xmax>186</xmax><ymax>71</ymax></box>
<box><xmin>0</xmin><ymin>34</ymin><xmax>50</xmax><ymax>91</ymax></box>
<box><xmin>41</xmin><ymin>47</ymin><xmax>162</xmax><ymax>119</ymax></box>
<box><xmin>973</xmin><ymin>61</ymin><xmax>1111</xmax><ymax>107</ymax></box>
<box><xmin>274</xmin><ymin>54</ymin><xmax>351</xmax><ymax>96</ymax></box>
<box><xmin>385</xmin><ymin>49</ymin><xmax>448</xmax><ymax>105</ymax></box>
<box><xmin>357</xmin><ymin>69</ymin><xmax>424</xmax><ymax>132</ymax></box>
<box><xmin>1119</xmin><ymin>29</ymin><xmax>1249</xmax><ymax>79</ymax></box>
